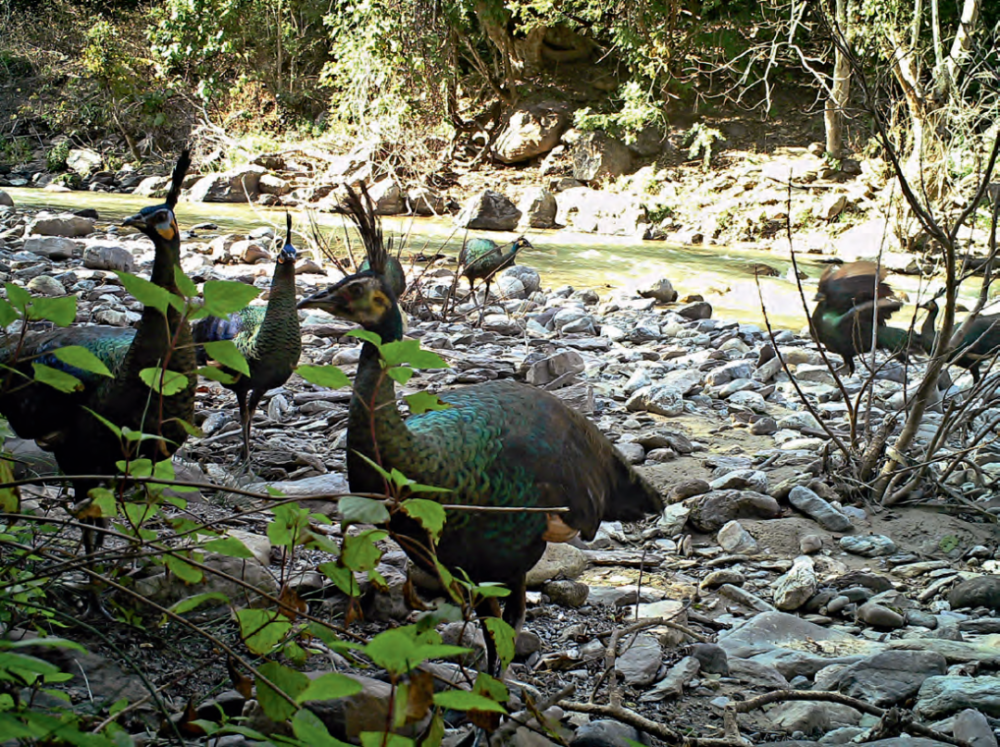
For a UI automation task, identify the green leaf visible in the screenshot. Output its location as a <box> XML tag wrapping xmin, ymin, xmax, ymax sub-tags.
<box><xmin>360</xmin><ymin>734</ymin><xmax>414</xmax><ymax>747</ymax></box>
<box><xmin>139</xmin><ymin>367</ymin><xmax>190</xmax><ymax>396</ymax></box>
<box><xmin>432</xmin><ymin>690</ymin><xmax>507</xmax><ymax>714</ymax></box>
<box><xmin>202</xmin><ymin>340</ymin><xmax>250</xmax><ymax>376</ymax></box>
<box><xmin>164</xmin><ymin>552</ymin><xmax>203</xmax><ymax>584</ymax></box>
<box><xmin>202</xmin><ymin>280</ymin><xmax>260</xmax><ymax>317</ymax></box>
<box><xmin>236</xmin><ymin>609</ymin><xmax>292</xmax><ymax>656</ymax></box>
<box><xmin>405</xmin><ymin>391</ymin><xmax>450</xmax><ymax>415</ymax></box>
<box><xmin>400</xmin><ymin>499</ymin><xmax>446</xmax><ymax>541</ymax></box>
<box><xmin>202</xmin><ymin>536</ymin><xmax>255</xmax><ymax>558</ymax></box>
<box><xmin>174</xmin><ymin>265</ymin><xmax>198</xmax><ymax>298</ymax></box>
<box><xmin>482</xmin><ymin>618</ymin><xmax>516</xmax><ymax>671</ymax></box>
<box><xmin>365</xmin><ymin>628</ymin><xmax>470</xmax><ymax>677</ymax></box>
<box><xmin>5</xmin><ymin>283</ymin><xmax>30</xmax><ymax>311</ymax></box>
<box><xmin>116</xmin><ymin>271</ymin><xmax>172</xmax><ymax>314</ymax></box>
<box><xmin>256</xmin><ymin>661</ymin><xmax>307</xmax><ymax>723</ymax></box>
<box><xmin>87</xmin><ymin>487</ymin><xmax>118</xmax><ymax>518</ymax></box>
<box><xmin>346</xmin><ymin>329</ymin><xmax>382</xmax><ymax>346</ymax></box>
<box><xmin>470</xmin><ymin>583</ymin><xmax>510</xmax><ymax>599</ymax></box>
<box><xmin>292</xmin><ymin>708</ymin><xmax>354</xmax><ymax>747</ymax></box>
<box><xmin>318</xmin><ymin>562</ymin><xmax>360</xmax><ymax>597</ymax></box>
<box><xmin>296</xmin><ymin>364</ymin><xmax>352</xmax><ymax>389</ymax></box>
<box><xmin>27</xmin><ymin>296</ymin><xmax>77</xmax><ymax>326</ymax></box>
<box><xmin>388</xmin><ymin>367</ymin><xmax>414</xmax><ymax>385</ymax></box>
<box><xmin>340</xmin><ymin>529</ymin><xmax>387</xmax><ymax>573</ymax></box>
<box><xmin>380</xmin><ymin>339</ymin><xmax>450</xmax><ymax>370</ymax></box>
<box><xmin>117</xmin><ymin>458</ymin><xmax>153</xmax><ymax>477</ymax></box>
<box><xmin>939</xmin><ymin>535</ymin><xmax>960</xmax><ymax>553</ymax></box>
<box><xmin>0</xmin><ymin>297</ymin><xmax>18</xmax><ymax>327</ymax></box>
<box><xmin>196</xmin><ymin>365</ymin><xmax>237</xmax><ymax>384</ymax></box>
<box><xmin>31</xmin><ymin>363</ymin><xmax>83</xmax><ymax>393</ymax></box>
<box><xmin>296</xmin><ymin>672</ymin><xmax>363</xmax><ymax>703</ymax></box>
<box><xmin>473</xmin><ymin>671</ymin><xmax>509</xmax><ymax>703</ymax></box>
<box><xmin>52</xmin><ymin>346</ymin><xmax>113</xmax><ymax>377</ymax></box>
<box><xmin>339</xmin><ymin>495</ymin><xmax>390</xmax><ymax>525</ymax></box>
<box><xmin>170</xmin><ymin>592</ymin><xmax>230</xmax><ymax>614</ymax></box>
<box><xmin>306</xmin><ymin>622</ymin><xmax>365</xmax><ymax>654</ymax></box>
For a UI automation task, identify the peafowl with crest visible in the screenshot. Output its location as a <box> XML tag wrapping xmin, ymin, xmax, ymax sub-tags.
<box><xmin>191</xmin><ymin>214</ymin><xmax>302</xmax><ymax>457</ymax></box>
<box><xmin>0</xmin><ymin>149</ymin><xmax>197</xmax><ymax>555</ymax></box>
<box><xmin>811</xmin><ymin>261</ymin><xmax>921</xmax><ymax>375</ymax></box>
<box><xmin>458</xmin><ymin>236</ymin><xmax>532</xmax><ymax>323</ymax></box>
<box><xmin>298</xmin><ymin>186</ymin><xmax>663</xmax><ymax>678</ymax></box>
<box><xmin>913</xmin><ymin>295</ymin><xmax>1000</xmax><ymax>383</ymax></box>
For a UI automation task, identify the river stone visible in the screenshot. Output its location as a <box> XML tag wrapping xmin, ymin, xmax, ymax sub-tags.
<box><xmin>678</xmin><ymin>301</ymin><xmax>713</xmax><ymax>320</ymax></box>
<box><xmin>614</xmin><ymin>632</ymin><xmax>662</xmax><ymax>686</ymax></box>
<box><xmin>27</xmin><ymin>213</ymin><xmax>94</xmax><ymax>238</ymax></box>
<box><xmin>133</xmin><ymin>176</ymin><xmax>170</xmax><ymax>197</ymax></box>
<box><xmin>767</xmin><ymin>701</ymin><xmax>862</xmax><ymax>735</ymax></box>
<box><xmin>555</xmin><ymin>186</ymin><xmax>647</xmax><ymax>236</ymax></box>
<box><xmin>492</xmin><ymin>100</ymin><xmax>571</xmax><ymax>164</ymax></box>
<box><xmin>773</xmin><ymin>556</ymin><xmax>817</xmax><ymax>611</ymax></box>
<box><xmin>573</xmin><ymin>131</ymin><xmax>633</xmax><ymax>181</ymax></box>
<box><xmin>788</xmin><ymin>486</ymin><xmax>853</xmax><ymax>532</ymax></box>
<box><xmin>727</xmin><ymin>659</ymin><xmax>790</xmax><ymax>689</ymax></box>
<box><xmin>626</xmin><ymin>385</ymin><xmax>684</xmax><ymax>416</ymax></box>
<box><xmin>83</xmin><ymin>243</ymin><xmax>135</xmax><ymax>272</ymax></box>
<box><xmin>638</xmin><ymin>278</ymin><xmax>677</xmax><ymax>303</ymax></box>
<box><xmin>701</xmin><ymin>569</ymin><xmax>745</xmax><ymax>589</ymax></box>
<box><xmin>570</xmin><ymin>720</ymin><xmax>644</xmax><ymax>747</ymax></box>
<box><xmin>819</xmin><ymin>650</ymin><xmax>947</xmax><ymax>707</ymax></box>
<box><xmin>706</xmin><ymin>360</ymin><xmax>755</xmax><ymax>387</ymax></box>
<box><xmin>455</xmin><ymin>190</ymin><xmax>521</xmax><ymax>231</ymax></box>
<box><xmin>717</xmin><ymin>520</ymin><xmax>758</xmax><ymax>554</ymax></box>
<box><xmin>502</xmin><ymin>265</ymin><xmax>541</xmax><ymax>294</ymax></box>
<box><xmin>26</xmin><ymin>275</ymin><xmax>64</xmax><ymax>296</ymax></box>
<box><xmin>915</xmin><ymin>675</ymin><xmax>1000</xmax><ymax>719</ymax></box>
<box><xmin>543</xmin><ymin>579</ymin><xmax>589</xmax><ymax>608</ymax></box>
<box><xmin>688</xmin><ymin>490</ymin><xmax>780</xmax><ymax>532</ymax></box>
<box><xmin>23</xmin><ymin>236</ymin><xmax>80</xmax><ymax>259</ymax></box>
<box><xmin>66</xmin><ymin>147</ymin><xmax>102</xmax><ymax>176</ymax></box>
<box><xmin>953</xmin><ymin>708</ymin><xmax>998</xmax><ymax>747</ymax></box>
<box><xmin>840</xmin><ymin>535</ymin><xmax>896</xmax><ymax>557</ymax></box>
<box><xmin>710</xmin><ymin>469</ymin><xmax>768</xmax><ymax>493</ymax></box>
<box><xmin>948</xmin><ymin>576</ymin><xmax>1000</xmax><ymax>610</ymax></box>
<box><xmin>525</xmin><ymin>543</ymin><xmax>586</xmax><ymax>587</ymax></box>
<box><xmin>857</xmin><ymin>602</ymin><xmax>905</xmax><ymax>629</ymax></box>
<box><xmin>0</xmin><ymin>190</ymin><xmax>13</xmax><ymax>207</ymax></box>
<box><xmin>188</xmin><ymin>166</ymin><xmax>265</xmax><ymax>203</ymax></box>
<box><xmin>517</xmin><ymin>187</ymin><xmax>557</xmax><ymax>229</ymax></box>
<box><xmin>405</xmin><ymin>186</ymin><xmax>445</xmax><ymax>216</ymax></box>
<box><xmin>368</xmin><ymin>177</ymin><xmax>405</xmax><ymax>215</ymax></box>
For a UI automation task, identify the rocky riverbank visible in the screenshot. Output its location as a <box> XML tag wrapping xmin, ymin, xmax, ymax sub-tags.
<box><xmin>2</xmin><ymin>196</ymin><xmax>1000</xmax><ymax>747</ymax></box>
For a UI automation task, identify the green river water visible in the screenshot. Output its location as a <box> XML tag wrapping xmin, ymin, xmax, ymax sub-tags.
<box><xmin>4</xmin><ymin>186</ymin><xmax>948</xmax><ymax>332</ymax></box>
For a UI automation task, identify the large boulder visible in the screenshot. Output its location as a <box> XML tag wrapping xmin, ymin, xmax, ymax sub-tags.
<box><xmin>368</xmin><ymin>178</ymin><xmax>405</xmax><ymax>215</ymax></box>
<box><xmin>492</xmin><ymin>100</ymin><xmax>572</xmax><ymax>164</ymax></box>
<box><xmin>555</xmin><ymin>187</ymin><xmax>646</xmax><ymax>236</ymax></box>
<box><xmin>132</xmin><ymin>176</ymin><xmax>170</xmax><ymax>198</ymax></box>
<box><xmin>518</xmin><ymin>187</ymin><xmax>557</xmax><ymax>229</ymax></box>
<box><xmin>406</xmin><ymin>186</ymin><xmax>446</xmax><ymax>216</ymax></box>
<box><xmin>455</xmin><ymin>190</ymin><xmax>521</xmax><ymax>231</ymax></box>
<box><xmin>188</xmin><ymin>166</ymin><xmax>265</xmax><ymax>203</ymax></box>
<box><xmin>66</xmin><ymin>148</ymin><xmax>103</xmax><ymax>176</ymax></box>
<box><xmin>572</xmin><ymin>131</ymin><xmax>633</xmax><ymax>181</ymax></box>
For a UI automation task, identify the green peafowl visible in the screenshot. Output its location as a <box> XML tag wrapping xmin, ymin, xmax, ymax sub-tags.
<box><xmin>914</xmin><ymin>296</ymin><xmax>1000</xmax><ymax>383</ymax></box>
<box><xmin>811</xmin><ymin>261</ymin><xmax>916</xmax><ymax>375</ymax></box>
<box><xmin>298</xmin><ymin>188</ymin><xmax>662</xmax><ymax>679</ymax></box>
<box><xmin>191</xmin><ymin>214</ymin><xmax>302</xmax><ymax>457</ymax></box>
<box><xmin>0</xmin><ymin>149</ymin><xmax>197</xmax><ymax>556</ymax></box>
<box><xmin>458</xmin><ymin>236</ymin><xmax>532</xmax><ymax>323</ymax></box>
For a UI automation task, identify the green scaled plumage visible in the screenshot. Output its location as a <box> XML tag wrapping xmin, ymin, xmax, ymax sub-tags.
<box><xmin>458</xmin><ymin>235</ymin><xmax>532</xmax><ymax>324</ymax></box>
<box><xmin>0</xmin><ymin>149</ymin><xmax>197</xmax><ymax>563</ymax></box>
<box><xmin>811</xmin><ymin>260</ymin><xmax>916</xmax><ymax>375</ymax></box>
<box><xmin>915</xmin><ymin>297</ymin><xmax>1000</xmax><ymax>383</ymax></box>
<box><xmin>297</xmin><ymin>186</ymin><xmax>662</xmax><ymax>679</ymax></box>
<box><xmin>192</xmin><ymin>213</ymin><xmax>302</xmax><ymax>457</ymax></box>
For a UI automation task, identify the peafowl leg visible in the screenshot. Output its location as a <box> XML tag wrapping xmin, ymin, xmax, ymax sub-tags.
<box><xmin>477</xmin><ymin>279</ymin><xmax>492</xmax><ymax>327</ymax></box>
<box><xmin>74</xmin><ymin>480</ymin><xmax>114</xmax><ymax>619</ymax></box>
<box><xmin>235</xmin><ymin>389</ymin><xmax>251</xmax><ymax>459</ymax></box>
<box><xmin>244</xmin><ymin>388</ymin><xmax>266</xmax><ymax>459</ymax></box>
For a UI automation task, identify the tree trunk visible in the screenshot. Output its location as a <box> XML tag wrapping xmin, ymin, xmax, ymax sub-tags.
<box><xmin>824</xmin><ymin>0</ymin><xmax>851</xmax><ymax>157</ymax></box>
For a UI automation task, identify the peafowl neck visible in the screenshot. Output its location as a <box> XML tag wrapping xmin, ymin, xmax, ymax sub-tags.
<box><xmin>128</xmin><ymin>237</ymin><xmax>189</xmax><ymax>374</ymax></box>
<box><xmin>252</xmin><ymin>260</ymin><xmax>301</xmax><ymax>366</ymax></box>
<box><xmin>347</xmin><ymin>304</ymin><xmax>414</xmax><ymax>492</ymax></box>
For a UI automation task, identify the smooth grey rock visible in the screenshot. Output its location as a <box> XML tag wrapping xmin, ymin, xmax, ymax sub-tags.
<box><xmin>526</xmin><ymin>351</ymin><xmax>585</xmax><ymax>387</ymax></box>
<box><xmin>840</xmin><ymin>534</ymin><xmax>896</xmax><ymax>557</ymax></box>
<box><xmin>368</xmin><ymin>177</ymin><xmax>405</xmax><ymax>215</ymax></box>
<box><xmin>543</xmin><ymin>579</ymin><xmax>589</xmax><ymax>608</ymax></box>
<box><xmin>788</xmin><ymin>486</ymin><xmax>853</xmax><ymax>532</ymax></box>
<box><xmin>915</xmin><ymin>675</ymin><xmax>1000</xmax><ymax>719</ymax></box>
<box><xmin>525</xmin><ymin>543</ymin><xmax>587</xmax><ymax>587</ymax></box>
<box><xmin>27</xmin><ymin>213</ymin><xmax>94</xmax><ymax>238</ymax></box>
<box><xmin>773</xmin><ymin>556</ymin><xmax>818</xmax><ymax>611</ymax></box>
<box><xmin>0</xmin><ymin>190</ymin><xmax>13</xmax><ymax>207</ymax></box>
<box><xmin>718</xmin><ymin>520</ymin><xmax>759</xmax><ymax>554</ymax></box>
<box><xmin>727</xmin><ymin>658</ymin><xmax>790</xmax><ymax>688</ymax></box>
<box><xmin>83</xmin><ymin>243</ymin><xmax>135</xmax><ymax>272</ymax></box>
<box><xmin>638</xmin><ymin>278</ymin><xmax>677</xmax><ymax>303</ymax></box>
<box><xmin>857</xmin><ymin>602</ymin><xmax>905</xmax><ymax>629</ymax></box>
<box><xmin>640</xmin><ymin>655</ymin><xmax>699</xmax><ymax>702</ymax></box>
<box><xmin>823</xmin><ymin>650</ymin><xmax>948</xmax><ymax>706</ymax></box>
<box><xmin>518</xmin><ymin>187</ymin><xmax>557</xmax><ymax>228</ymax></box>
<box><xmin>66</xmin><ymin>147</ymin><xmax>102</xmax><ymax>175</ymax></box>
<box><xmin>493</xmin><ymin>100</ymin><xmax>571</xmax><ymax>164</ymax></box>
<box><xmin>188</xmin><ymin>167</ymin><xmax>265</xmax><ymax>203</ymax></box>
<box><xmin>614</xmin><ymin>632</ymin><xmax>662</xmax><ymax>686</ymax></box>
<box><xmin>953</xmin><ymin>708</ymin><xmax>998</xmax><ymax>747</ymax></box>
<box><xmin>572</xmin><ymin>131</ymin><xmax>632</xmax><ymax>181</ymax></box>
<box><xmin>554</xmin><ymin>186</ymin><xmax>646</xmax><ymax>236</ymax></box>
<box><xmin>767</xmin><ymin>700</ymin><xmax>862</xmax><ymax>735</ymax></box>
<box><xmin>690</xmin><ymin>643</ymin><xmax>729</xmax><ymax>675</ymax></box>
<box><xmin>626</xmin><ymin>385</ymin><xmax>684</xmax><ymax>417</ymax></box>
<box><xmin>688</xmin><ymin>490</ymin><xmax>780</xmax><ymax>532</ymax></box>
<box><xmin>710</xmin><ymin>469</ymin><xmax>768</xmax><ymax>493</ymax></box>
<box><xmin>456</xmin><ymin>190</ymin><xmax>521</xmax><ymax>231</ymax></box>
<box><xmin>706</xmin><ymin>360</ymin><xmax>755</xmax><ymax>387</ymax></box>
<box><xmin>948</xmin><ymin>576</ymin><xmax>1000</xmax><ymax>610</ymax></box>
<box><xmin>406</xmin><ymin>185</ymin><xmax>445</xmax><ymax>216</ymax></box>
<box><xmin>570</xmin><ymin>720</ymin><xmax>643</xmax><ymax>747</ymax></box>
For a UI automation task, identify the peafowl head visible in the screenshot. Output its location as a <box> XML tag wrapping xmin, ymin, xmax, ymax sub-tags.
<box><xmin>123</xmin><ymin>148</ymin><xmax>190</xmax><ymax>250</ymax></box>
<box><xmin>513</xmin><ymin>236</ymin><xmax>533</xmax><ymax>253</ymax></box>
<box><xmin>298</xmin><ymin>272</ymin><xmax>395</xmax><ymax>329</ymax></box>
<box><xmin>277</xmin><ymin>213</ymin><xmax>296</xmax><ymax>265</ymax></box>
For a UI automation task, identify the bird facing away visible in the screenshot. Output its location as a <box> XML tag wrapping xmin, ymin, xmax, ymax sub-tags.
<box><xmin>458</xmin><ymin>236</ymin><xmax>532</xmax><ymax>323</ymax></box>
<box><xmin>916</xmin><ymin>297</ymin><xmax>1000</xmax><ymax>383</ymax></box>
<box><xmin>192</xmin><ymin>214</ymin><xmax>302</xmax><ymax>457</ymax></box>
<box><xmin>0</xmin><ymin>149</ymin><xmax>197</xmax><ymax>554</ymax></box>
<box><xmin>811</xmin><ymin>261</ymin><xmax>912</xmax><ymax>376</ymax></box>
<box><xmin>297</xmin><ymin>192</ymin><xmax>662</xmax><ymax>677</ymax></box>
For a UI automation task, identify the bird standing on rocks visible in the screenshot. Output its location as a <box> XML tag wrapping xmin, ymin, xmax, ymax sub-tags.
<box><xmin>458</xmin><ymin>236</ymin><xmax>532</xmax><ymax>324</ymax></box>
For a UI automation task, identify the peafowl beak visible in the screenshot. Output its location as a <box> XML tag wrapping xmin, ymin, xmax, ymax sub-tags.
<box><xmin>298</xmin><ymin>287</ymin><xmax>347</xmax><ymax>314</ymax></box>
<box><xmin>123</xmin><ymin>212</ymin><xmax>146</xmax><ymax>230</ymax></box>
